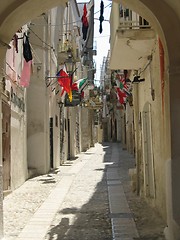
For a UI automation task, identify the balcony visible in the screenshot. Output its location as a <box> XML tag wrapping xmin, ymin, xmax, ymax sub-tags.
<box><xmin>57</xmin><ymin>40</ymin><xmax>72</xmax><ymax>64</ymax></box>
<box><xmin>109</xmin><ymin>3</ymin><xmax>156</xmax><ymax>70</ymax></box>
<box><xmin>57</xmin><ymin>38</ymin><xmax>81</xmax><ymax>65</ymax></box>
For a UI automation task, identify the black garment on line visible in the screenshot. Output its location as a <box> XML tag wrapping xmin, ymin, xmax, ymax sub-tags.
<box><xmin>82</xmin><ymin>24</ymin><xmax>89</xmax><ymax>41</ymax></box>
<box><xmin>23</xmin><ymin>35</ymin><xmax>32</xmax><ymax>62</ymax></box>
<box><xmin>99</xmin><ymin>0</ymin><xmax>104</xmax><ymax>34</ymax></box>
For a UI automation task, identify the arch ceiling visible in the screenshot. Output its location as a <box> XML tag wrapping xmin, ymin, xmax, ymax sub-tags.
<box><xmin>0</xmin><ymin>0</ymin><xmax>180</xmax><ymax>68</ymax></box>
<box><xmin>0</xmin><ymin>0</ymin><xmax>67</xmax><ymax>46</ymax></box>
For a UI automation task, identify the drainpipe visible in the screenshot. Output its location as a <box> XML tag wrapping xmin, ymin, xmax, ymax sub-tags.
<box><xmin>133</xmin><ymin>83</ymin><xmax>140</xmax><ymax>195</ymax></box>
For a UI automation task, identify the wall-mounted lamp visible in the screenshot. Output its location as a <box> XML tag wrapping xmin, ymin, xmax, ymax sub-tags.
<box><xmin>67</xmin><ymin>48</ymin><xmax>73</xmax><ymax>58</ymax></box>
<box><xmin>64</xmin><ymin>57</ymin><xmax>74</xmax><ymax>75</ymax></box>
<box><xmin>132</xmin><ymin>76</ymin><xmax>145</xmax><ymax>84</ymax></box>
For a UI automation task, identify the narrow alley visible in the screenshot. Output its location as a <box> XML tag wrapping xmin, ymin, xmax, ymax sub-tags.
<box><xmin>0</xmin><ymin>1</ymin><xmax>180</xmax><ymax>240</ymax></box>
<box><xmin>3</xmin><ymin>143</ymin><xmax>165</xmax><ymax>240</ymax></box>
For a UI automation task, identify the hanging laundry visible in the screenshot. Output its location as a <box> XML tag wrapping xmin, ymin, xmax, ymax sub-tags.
<box><xmin>81</xmin><ymin>4</ymin><xmax>89</xmax><ymax>40</ymax></box>
<box><xmin>99</xmin><ymin>0</ymin><xmax>104</xmax><ymax>34</ymax></box>
<box><xmin>13</xmin><ymin>34</ymin><xmax>18</xmax><ymax>53</ymax></box>
<box><xmin>20</xmin><ymin>60</ymin><xmax>32</xmax><ymax>87</ymax></box>
<box><xmin>81</xmin><ymin>0</ymin><xmax>94</xmax><ymax>53</ymax></box>
<box><xmin>23</xmin><ymin>34</ymin><xmax>32</xmax><ymax>62</ymax></box>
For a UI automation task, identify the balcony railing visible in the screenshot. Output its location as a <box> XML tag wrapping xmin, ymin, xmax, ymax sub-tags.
<box><xmin>119</xmin><ymin>5</ymin><xmax>150</xmax><ymax>30</ymax></box>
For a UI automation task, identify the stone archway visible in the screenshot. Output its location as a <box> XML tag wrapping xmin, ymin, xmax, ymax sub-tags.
<box><xmin>0</xmin><ymin>0</ymin><xmax>180</xmax><ymax>239</ymax></box>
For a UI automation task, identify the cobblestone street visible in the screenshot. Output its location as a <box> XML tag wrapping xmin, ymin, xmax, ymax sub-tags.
<box><xmin>4</xmin><ymin>143</ymin><xmax>112</xmax><ymax>240</ymax></box>
<box><xmin>3</xmin><ymin>143</ymin><xmax>166</xmax><ymax>240</ymax></box>
<box><xmin>44</xmin><ymin>144</ymin><xmax>112</xmax><ymax>240</ymax></box>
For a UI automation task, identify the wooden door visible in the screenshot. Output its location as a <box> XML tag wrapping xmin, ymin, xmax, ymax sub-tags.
<box><xmin>2</xmin><ymin>101</ymin><xmax>11</xmax><ymax>190</ymax></box>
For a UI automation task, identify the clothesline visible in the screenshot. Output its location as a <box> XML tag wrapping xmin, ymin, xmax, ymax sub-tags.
<box><xmin>28</xmin><ymin>2</ymin><xmax>111</xmax><ymax>28</ymax></box>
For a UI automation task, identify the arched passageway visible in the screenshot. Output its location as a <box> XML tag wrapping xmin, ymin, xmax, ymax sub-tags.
<box><xmin>0</xmin><ymin>1</ymin><xmax>180</xmax><ymax>239</ymax></box>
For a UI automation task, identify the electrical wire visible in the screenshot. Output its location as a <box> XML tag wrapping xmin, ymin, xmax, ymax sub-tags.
<box><xmin>94</xmin><ymin>35</ymin><xmax>110</xmax><ymax>38</ymax></box>
<box><xmin>138</xmin><ymin>39</ymin><xmax>157</xmax><ymax>76</ymax></box>
<box><xmin>138</xmin><ymin>57</ymin><xmax>152</xmax><ymax>75</ymax></box>
<box><xmin>29</xmin><ymin>2</ymin><xmax>112</xmax><ymax>28</ymax></box>
<box><xmin>30</xmin><ymin>16</ymin><xmax>110</xmax><ymax>27</ymax></box>
<box><xmin>94</xmin><ymin>3</ymin><xmax>111</xmax><ymax>15</ymax></box>
<box><xmin>29</xmin><ymin>27</ymin><xmax>53</xmax><ymax>49</ymax></box>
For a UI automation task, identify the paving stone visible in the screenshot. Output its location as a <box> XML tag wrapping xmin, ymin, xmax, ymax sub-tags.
<box><xmin>3</xmin><ymin>143</ymin><xmax>140</xmax><ymax>240</ymax></box>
